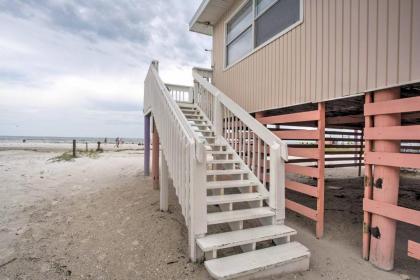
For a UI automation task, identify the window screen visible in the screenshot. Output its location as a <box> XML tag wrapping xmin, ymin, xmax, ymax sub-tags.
<box><xmin>255</xmin><ymin>0</ymin><xmax>277</xmax><ymax>17</ymax></box>
<box><xmin>226</xmin><ymin>1</ymin><xmax>253</xmax><ymax>66</ymax></box>
<box><xmin>227</xmin><ymin>27</ymin><xmax>253</xmax><ymax>66</ymax></box>
<box><xmin>255</xmin><ymin>0</ymin><xmax>300</xmax><ymax>47</ymax></box>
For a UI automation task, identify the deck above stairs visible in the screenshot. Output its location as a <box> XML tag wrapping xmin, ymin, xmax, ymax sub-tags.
<box><xmin>178</xmin><ymin>103</ymin><xmax>310</xmax><ymax>279</ymax></box>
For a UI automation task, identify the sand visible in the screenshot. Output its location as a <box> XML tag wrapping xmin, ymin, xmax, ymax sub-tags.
<box><xmin>0</xmin><ymin>144</ymin><xmax>418</xmax><ymax>279</ymax></box>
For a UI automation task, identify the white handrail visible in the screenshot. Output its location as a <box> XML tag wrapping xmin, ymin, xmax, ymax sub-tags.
<box><xmin>144</xmin><ymin>61</ymin><xmax>207</xmax><ymax>261</ymax></box>
<box><xmin>192</xmin><ymin>70</ymin><xmax>288</xmax><ymax>160</ymax></box>
<box><xmin>193</xmin><ymin>69</ymin><xmax>288</xmax><ymax>224</ymax></box>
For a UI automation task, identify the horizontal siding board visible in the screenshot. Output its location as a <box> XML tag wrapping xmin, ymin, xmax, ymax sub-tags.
<box><xmin>210</xmin><ymin>0</ymin><xmax>420</xmax><ymax>113</ymax></box>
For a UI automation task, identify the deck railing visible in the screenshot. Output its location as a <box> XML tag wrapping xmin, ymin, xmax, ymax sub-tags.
<box><xmin>192</xmin><ymin>68</ymin><xmax>288</xmax><ymax>223</ymax></box>
<box><xmin>165</xmin><ymin>83</ymin><xmax>193</xmax><ymax>103</ymax></box>
<box><xmin>144</xmin><ymin>61</ymin><xmax>207</xmax><ymax>261</ymax></box>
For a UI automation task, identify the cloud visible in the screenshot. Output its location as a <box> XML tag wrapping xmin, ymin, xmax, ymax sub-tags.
<box><xmin>0</xmin><ymin>0</ymin><xmax>211</xmax><ymax>138</ymax></box>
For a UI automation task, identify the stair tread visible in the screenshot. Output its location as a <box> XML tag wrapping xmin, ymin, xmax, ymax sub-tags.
<box><xmin>207</xmin><ymin>192</ymin><xmax>268</xmax><ymax>205</ymax></box>
<box><xmin>207</xmin><ymin>207</ymin><xmax>274</xmax><ymax>225</ymax></box>
<box><xmin>209</xmin><ymin>151</ymin><xmax>233</xmax><ymax>154</ymax></box>
<box><xmin>204</xmin><ymin>241</ymin><xmax>310</xmax><ymax>280</ymax></box>
<box><xmin>208</xmin><ymin>159</ymin><xmax>240</xmax><ymax>164</ymax></box>
<box><xmin>207</xmin><ymin>180</ymin><xmax>259</xmax><ymax>189</ymax></box>
<box><xmin>191</xmin><ymin>123</ymin><xmax>212</xmax><ymax>127</ymax></box>
<box><xmin>207</xmin><ymin>169</ymin><xmax>248</xmax><ymax>175</ymax></box>
<box><xmin>197</xmin><ymin>225</ymin><xmax>296</xmax><ymax>251</ymax></box>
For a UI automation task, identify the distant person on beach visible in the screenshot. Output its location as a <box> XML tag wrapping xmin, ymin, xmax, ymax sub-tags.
<box><xmin>115</xmin><ymin>137</ymin><xmax>120</xmax><ymax>148</ymax></box>
<box><xmin>104</xmin><ymin>137</ymin><xmax>107</xmax><ymax>144</ymax></box>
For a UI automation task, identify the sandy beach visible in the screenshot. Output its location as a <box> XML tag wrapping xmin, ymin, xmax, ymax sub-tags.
<box><xmin>0</xmin><ymin>143</ymin><xmax>418</xmax><ymax>279</ymax></box>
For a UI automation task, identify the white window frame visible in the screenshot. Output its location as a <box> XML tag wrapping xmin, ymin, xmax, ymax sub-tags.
<box><xmin>223</xmin><ymin>0</ymin><xmax>304</xmax><ymax>70</ymax></box>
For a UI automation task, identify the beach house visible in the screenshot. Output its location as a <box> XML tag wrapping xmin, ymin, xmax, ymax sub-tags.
<box><xmin>143</xmin><ymin>0</ymin><xmax>420</xmax><ymax>278</ymax></box>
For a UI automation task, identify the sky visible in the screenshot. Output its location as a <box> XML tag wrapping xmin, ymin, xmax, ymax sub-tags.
<box><xmin>0</xmin><ymin>0</ymin><xmax>211</xmax><ymax>138</ymax></box>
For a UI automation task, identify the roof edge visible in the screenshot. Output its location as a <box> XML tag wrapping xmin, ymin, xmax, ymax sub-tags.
<box><xmin>189</xmin><ymin>0</ymin><xmax>213</xmax><ymax>36</ymax></box>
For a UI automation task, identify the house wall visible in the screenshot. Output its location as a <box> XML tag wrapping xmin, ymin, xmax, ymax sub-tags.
<box><xmin>212</xmin><ymin>0</ymin><xmax>420</xmax><ymax>113</ymax></box>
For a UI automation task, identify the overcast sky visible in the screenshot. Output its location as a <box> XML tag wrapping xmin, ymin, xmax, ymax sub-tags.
<box><xmin>0</xmin><ymin>0</ymin><xmax>211</xmax><ymax>138</ymax></box>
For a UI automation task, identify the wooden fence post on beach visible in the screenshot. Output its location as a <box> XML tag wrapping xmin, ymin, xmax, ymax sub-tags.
<box><xmin>72</xmin><ymin>140</ymin><xmax>76</xmax><ymax>157</ymax></box>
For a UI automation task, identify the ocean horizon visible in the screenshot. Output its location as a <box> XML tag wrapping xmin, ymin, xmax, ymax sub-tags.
<box><xmin>0</xmin><ymin>135</ymin><xmax>144</xmax><ymax>144</ymax></box>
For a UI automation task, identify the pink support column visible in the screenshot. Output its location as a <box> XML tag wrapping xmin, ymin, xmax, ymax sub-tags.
<box><xmin>316</xmin><ymin>102</ymin><xmax>326</xmax><ymax>239</ymax></box>
<box><xmin>363</xmin><ymin>93</ymin><xmax>373</xmax><ymax>260</ymax></box>
<box><xmin>369</xmin><ymin>88</ymin><xmax>401</xmax><ymax>270</ymax></box>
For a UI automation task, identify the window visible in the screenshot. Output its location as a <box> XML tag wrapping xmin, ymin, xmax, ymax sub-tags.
<box><xmin>226</xmin><ymin>1</ymin><xmax>253</xmax><ymax>66</ymax></box>
<box><xmin>225</xmin><ymin>0</ymin><xmax>301</xmax><ymax>67</ymax></box>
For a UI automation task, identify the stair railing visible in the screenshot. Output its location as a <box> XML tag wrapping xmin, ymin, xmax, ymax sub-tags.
<box><xmin>144</xmin><ymin>61</ymin><xmax>207</xmax><ymax>261</ymax></box>
<box><xmin>193</xmin><ymin>68</ymin><xmax>288</xmax><ymax>224</ymax></box>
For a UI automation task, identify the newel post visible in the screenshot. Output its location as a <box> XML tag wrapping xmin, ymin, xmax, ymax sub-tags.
<box><xmin>188</xmin><ymin>140</ymin><xmax>207</xmax><ymax>262</ymax></box>
<box><xmin>213</xmin><ymin>96</ymin><xmax>223</xmax><ymax>144</ymax></box>
<box><xmin>269</xmin><ymin>144</ymin><xmax>285</xmax><ymax>224</ymax></box>
<box><xmin>151</xmin><ymin>60</ymin><xmax>159</xmax><ymax>71</ymax></box>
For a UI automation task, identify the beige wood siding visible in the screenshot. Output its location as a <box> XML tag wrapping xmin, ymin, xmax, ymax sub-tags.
<box><xmin>212</xmin><ymin>0</ymin><xmax>420</xmax><ymax>113</ymax></box>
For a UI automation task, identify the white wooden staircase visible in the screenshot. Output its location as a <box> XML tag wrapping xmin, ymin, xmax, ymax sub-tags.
<box><xmin>144</xmin><ymin>61</ymin><xmax>310</xmax><ymax>279</ymax></box>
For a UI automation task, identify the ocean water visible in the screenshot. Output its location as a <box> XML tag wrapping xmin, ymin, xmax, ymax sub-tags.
<box><xmin>0</xmin><ymin>135</ymin><xmax>144</xmax><ymax>145</ymax></box>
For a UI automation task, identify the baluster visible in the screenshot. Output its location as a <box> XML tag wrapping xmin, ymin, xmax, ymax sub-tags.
<box><xmin>228</xmin><ymin>111</ymin><xmax>232</xmax><ymax>146</ymax></box>
<box><xmin>238</xmin><ymin>119</ymin><xmax>242</xmax><ymax>158</ymax></box>
<box><xmin>252</xmin><ymin>132</ymin><xmax>256</xmax><ymax>173</ymax></box>
<box><xmin>247</xmin><ymin>127</ymin><xmax>251</xmax><ymax>167</ymax></box>
<box><xmin>257</xmin><ymin>137</ymin><xmax>261</xmax><ymax>181</ymax></box>
<box><xmin>223</xmin><ymin>107</ymin><xmax>227</xmax><ymax>138</ymax></box>
<box><xmin>263</xmin><ymin>143</ymin><xmax>267</xmax><ymax>187</ymax></box>
<box><xmin>233</xmin><ymin>116</ymin><xmax>236</xmax><ymax>151</ymax></box>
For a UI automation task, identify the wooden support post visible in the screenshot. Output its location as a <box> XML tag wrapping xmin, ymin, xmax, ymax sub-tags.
<box><xmin>97</xmin><ymin>141</ymin><xmax>101</xmax><ymax>151</ymax></box>
<box><xmin>85</xmin><ymin>142</ymin><xmax>88</xmax><ymax>152</ymax></box>
<box><xmin>363</xmin><ymin>93</ymin><xmax>374</xmax><ymax>260</ymax></box>
<box><xmin>72</xmin><ymin>139</ymin><xmax>76</xmax><ymax>157</ymax></box>
<box><xmin>144</xmin><ymin>114</ymin><xmax>151</xmax><ymax>176</ymax></box>
<box><xmin>358</xmin><ymin>130</ymin><xmax>364</xmax><ymax>177</ymax></box>
<box><xmin>160</xmin><ymin>152</ymin><xmax>169</xmax><ymax>211</ymax></box>
<box><xmin>152</xmin><ymin>118</ymin><xmax>160</xmax><ymax>189</ymax></box>
<box><xmin>369</xmin><ymin>88</ymin><xmax>401</xmax><ymax>270</ymax></box>
<box><xmin>316</xmin><ymin>102</ymin><xmax>326</xmax><ymax>239</ymax></box>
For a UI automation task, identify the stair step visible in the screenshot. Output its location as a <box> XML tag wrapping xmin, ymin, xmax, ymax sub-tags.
<box><xmin>208</xmin><ymin>151</ymin><xmax>233</xmax><ymax>155</ymax></box>
<box><xmin>208</xmin><ymin>159</ymin><xmax>240</xmax><ymax>164</ymax></box>
<box><xmin>207</xmin><ymin>169</ymin><xmax>248</xmax><ymax>176</ymax></box>
<box><xmin>197</xmin><ymin>225</ymin><xmax>296</xmax><ymax>251</ymax></box>
<box><xmin>178</xmin><ymin>103</ymin><xmax>196</xmax><ymax>108</ymax></box>
<box><xmin>207</xmin><ymin>192</ymin><xmax>268</xmax><ymax>205</ymax></box>
<box><xmin>207</xmin><ymin>180</ymin><xmax>259</xmax><ymax>190</ymax></box>
<box><xmin>204</xmin><ymin>242</ymin><xmax>310</xmax><ymax>280</ymax></box>
<box><xmin>194</xmin><ymin>129</ymin><xmax>214</xmax><ymax>133</ymax></box>
<box><xmin>207</xmin><ymin>207</ymin><xmax>274</xmax><ymax>225</ymax></box>
<box><xmin>181</xmin><ymin>109</ymin><xmax>198</xmax><ymax>113</ymax></box>
<box><xmin>183</xmin><ymin>113</ymin><xmax>201</xmax><ymax>117</ymax></box>
<box><xmin>191</xmin><ymin>123</ymin><xmax>212</xmax><ymax>127</ymax></box>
